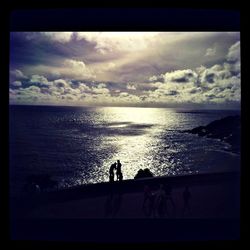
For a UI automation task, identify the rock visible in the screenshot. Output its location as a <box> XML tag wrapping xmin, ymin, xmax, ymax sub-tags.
<box><xmin>183</xmin><ymin>115</ymin><xmax>240</xmax><ymax>154</ymax></box>
<box><xmin>134</xmin><ymin>168</ymin><xmax>154</xmax><ymax>179</ymax></box>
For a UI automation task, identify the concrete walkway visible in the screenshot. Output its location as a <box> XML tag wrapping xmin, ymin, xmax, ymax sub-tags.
<box><xmin>23</xmin><ymin>173</ymin><xmax>240</xmax><ymax>219</ymax></box>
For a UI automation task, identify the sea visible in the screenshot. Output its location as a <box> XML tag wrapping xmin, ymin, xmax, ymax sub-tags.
<box><xmin>9</xmin><ymin>105</ymin><xmax>241</xmax><ymax>196</ymax></box>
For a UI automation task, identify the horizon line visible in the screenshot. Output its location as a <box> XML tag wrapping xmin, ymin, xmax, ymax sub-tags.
<box><xmin>9</xmin><ymin>103</ymin><xmax>241</xmax><ymax>111</ymax></box>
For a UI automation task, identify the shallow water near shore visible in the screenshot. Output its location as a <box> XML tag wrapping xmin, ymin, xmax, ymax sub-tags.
<box><xmin>9</xmin><ymin>105</ymin><xmax>240</xmax><ymax>195</ymax></box>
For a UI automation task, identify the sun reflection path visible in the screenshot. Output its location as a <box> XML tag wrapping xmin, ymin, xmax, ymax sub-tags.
<box><xmin>97</xmin><ymin>107</ymin><xmax>179</xmax><ymax>182</ymax></box>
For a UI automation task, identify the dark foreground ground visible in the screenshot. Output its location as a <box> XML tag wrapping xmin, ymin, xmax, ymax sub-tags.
<box><xmin>10</xmin><ymin>171</ymin><xmax>240</xmax><ymax>242</ymax></box>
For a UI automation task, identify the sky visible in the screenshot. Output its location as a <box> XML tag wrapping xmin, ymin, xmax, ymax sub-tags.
<box><xmin>9</xmin><ymin>32</ymin><xmax>241</xmax><ymax>109</ymax></box>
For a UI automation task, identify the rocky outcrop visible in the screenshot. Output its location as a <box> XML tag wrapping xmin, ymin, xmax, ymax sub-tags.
<box><xmin>134</xmin><ymin>168</ymin><xmax>154</xmax><ymax>179</ymax></box>
<box><xmin>183</xmin><ymin>115</ymin><xmax>241</xmax><ymax>153</ymax></box>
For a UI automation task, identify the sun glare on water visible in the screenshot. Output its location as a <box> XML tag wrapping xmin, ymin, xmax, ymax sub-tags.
<box><xmin>90</xmin><ymin>107</ymin><xmax>178</xmax><ymax>182</ymax></box>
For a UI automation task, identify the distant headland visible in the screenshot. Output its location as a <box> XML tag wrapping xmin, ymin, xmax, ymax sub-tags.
<box><xmin>183</xmin><ymin>115</ymin><xmax>241</xmax><ymax>154</ymax></box>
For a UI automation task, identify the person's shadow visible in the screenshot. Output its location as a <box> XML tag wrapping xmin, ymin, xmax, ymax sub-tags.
<box><xmin>105</xmin><ymin>192</ymin><xmax>114</xmax><ymax>217</ymax></box>
<box><xmin>142</xmin><ymin>185</ymin><xmax>156</xmax><ymax>218</ymax></box>
<box><xmin>165</xmin><ymin>192</ymin><xmax>176</xmax><ymax>217</ymax></box>
<box><xmin>112</xmin><ymin>192</ymin><xmax>123</xmax><ymax>217</ymax></box>
<box><xmin>182</xmin><ymin>186</ymin><xmax>192</xmax><ymax>217</ymax></box>
<box><xmin>104</xmin><ymin>187</ymin><xmax>123</xmax><ymax>218</ymax></box>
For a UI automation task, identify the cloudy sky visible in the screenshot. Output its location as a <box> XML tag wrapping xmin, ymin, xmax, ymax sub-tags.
<box><xmin>9</xmin><ymin>32</ymin><xmax>241</xmax><ymax>109</ymax></box>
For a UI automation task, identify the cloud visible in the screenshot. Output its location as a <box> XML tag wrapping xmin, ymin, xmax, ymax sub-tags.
<box><xmin>224</xmin><ymin>41</ymin><xmax>240</xmax><ymax>76</ymax></box>
<box><xmin>10</xmin><ymin>69</ymin><xmax>28</xmax><ymax>80</ymax></box>
<box><xmin>10</xmin><ymin>69</ymin><xmax>28</xmax><ymax>86</ymax></box>
<box><xmin>23</xmin><ymin>32</ymin><xmax>73</xmax><ymax>43</ymax></box>
<box><xmin>22</xmin><ymin>59</ymin><xmax>96</xmax><ymax>81</ymax></box>
<box><xmin>75</xmin><ymin>32</ymin><xmax>160</xmax><ymax>54</ymax></box>
<box><xmin>148</xmin><ymin>75</ymin><xmax>158</xmax><ymax>82</ymax></box>
<box><xmin>205</xmin><ymin>46</ymin><xmax>216</xmax><ymax>56</ymax></box>
<box><xmin>164</xmin><ymin>90</ymin><xmax>179</xmax><ymax>96</ymax></box>
<box><xmin>30</xmin><ymin>74</ymin><xmax>51</xmax><ymax>86</ymax></box>
<box><xmin>9</xmin><ymin>33</ymin><xmax>241</xmax><ymax>108</ymax></box>
<box><xmin>227</xmin><ymin>41</ymin><xmax>240</xmax><ymax>63</ymax></box>
<box><xmin>41</xmin><ymin>32</ymin><xmax>73</xmax><ymax>43</ymax></box>
<box><xmin>11</xmin><ymin>32</ymin><xmax>240</xmax><ymax>84</ymax></box>
<box><xmin>25</xmin><ymin>85</ymin><xmax>41</xmax><ymax>93</ymax></box>
<box><xmin>54</xmin><ymin>79</ymin><xmax>69</xmax><ymax>88</ymax></box>
<box><xmin>199</xmin><ymin>68</ymin><xmax>217</xmax><ymax>84</ymax></box>
<box><xmin>92</xmin><ymin>84</ymin><xmax>110</xmax><ymax>95</ymax></box>
<box><xmin>162</xmin><ymin>69</ymin><xmax>198</xmax><ymax>83</ymax></box>
<box><xmin>62</xmin><ymin>59</ymin><xmax>96</xmax><ymax>79</ymax></box>
<box><xmin>140</xmin><ymin>41</ymin><xmax>241</xmax><ymax>107</ymax></box>
<box><xmin>11</xmin><ymin>81</ymin><xmax>22</xmax><ymax>87</ymax></box>
<box><xmin>127</xmin><ymin>84</ymin><xmax>136</xmax><ymax>90</ymax></box>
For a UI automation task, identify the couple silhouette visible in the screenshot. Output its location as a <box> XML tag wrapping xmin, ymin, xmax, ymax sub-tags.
<box><xmin>109</xmin><ymin>160</ymin><xmax>123</xmax><ymax>182</ymax></box>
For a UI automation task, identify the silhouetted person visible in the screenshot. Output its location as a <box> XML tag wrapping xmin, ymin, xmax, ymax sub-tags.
<box><xmin>159</xmin><ymin>184</ymin><xmax>176</xmax><ymax>215</ymax></box>
<box><xmin>113</xmin><ymin>192</ymin><xmax>123</xmax><ymax>217</ymax></box>
<box><xmin>155</xmin><ymin>184</ymin><xmax>167</xmax><ymax>217</ymax></box>
<box><xmin>23</xmin><ymin>178</ymin><xmax>41</xmax><ymax>195</ymax></box>
<box><xmin>105</xmin><ymin>193</ymin><xmax>114</xmax><ymax>217</ymax></box>
<box><xmin>104</xmin><ymin>186</ymin><xmax>123</xmax><ymax>217</ymax></box>
<box><xmin>116</xmin><ymin>160</ymin><xmax>122</xmax><ymax>181</ymax></box>
<box><xmin>34</xmin><ymin>183</ymin><xmax>41</xmax><ymax>193</ymax></box>
<box><xmin>165</xmin><ymin>185</ymin><xmax>175</xmax><ymax>208</ymax></box>
<box><xmin>142</xmin><ymin>185</ymin><xmax>155</xmax><ymax>217</ymax></box>
<box><xmin>109</xmin><ymin>162</ymin><xmax>117</xmax><ymax>182</ymax></box>
<box><xmin>119</xmin><ymin>172</ymin><xmax>123</xmax><ymax>182</ymax></box>
<box><xmin>182</xmin><ymin>186</ymin><xmax>191</xmax><ymax>216</ymax></box>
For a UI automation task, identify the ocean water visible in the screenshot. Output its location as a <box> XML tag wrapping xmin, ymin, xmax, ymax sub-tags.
<box><xmin>9</xmin><ymin>105</ymin><xmax>240</xmax><ymax>195</ymax></box>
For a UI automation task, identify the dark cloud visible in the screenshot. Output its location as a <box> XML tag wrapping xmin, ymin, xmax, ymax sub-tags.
<box><xmin>204</xmin><ymin>73</ymin><xmax>216</xmax><ymax>83</ymax></box>
<box><xmin>165</xmin><ymin>90</ymin><xmax>179</xmax><ymax>96</ymax></box>
<box><xmin>189</xmin><ymin>87</ymin><xmax>202</xmax><ymax>94</ymax></box>
<box><xmin>54</xmin><ymin>79</ymin><xmax>68</xmax><ymax>88</ymax></box>
<box><xmin>174</xmin><ymin>76</ymin><xmax>191</xmax><ymax>83</ymax></box>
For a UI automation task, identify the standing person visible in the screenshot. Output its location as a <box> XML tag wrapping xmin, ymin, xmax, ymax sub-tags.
<box><xmin>155</xmin><ymin>184</ymin><xmax>166</xmax><ymax>217</ymax></box>
<box><xmin>116</xmin><ymin>160</ymin><xmax>122</xmax><ymax>181</ymax></box>
<box><xmin>142</xmin><ymin>185</ymin><xmax>155</xmax><ymax>217</ymax></box>
<box><xmin>109</xmin><ymin>162</ymin><xmax>116</xmax><ymax>182</ymax></box>
<box><xmin>165</xmin><ymin>184</ymin><xmax>176</xmax><ymax>216</ymax></box>
<box><xmin>182</xmin><ymin>186</ymin><xmax>191</xmax><ymax>216</ymax></box>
